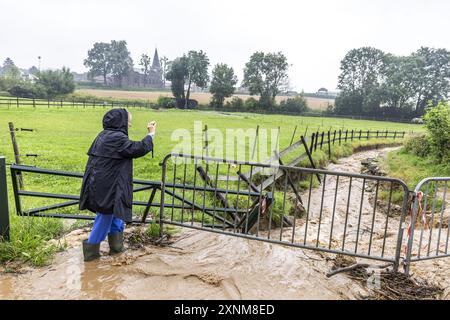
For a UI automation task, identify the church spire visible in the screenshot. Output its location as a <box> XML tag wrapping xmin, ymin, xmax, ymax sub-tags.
<box><xmin>152</xmin><ymin>48</ymin><xmax>161</xmax><ymax>69</ymax></box>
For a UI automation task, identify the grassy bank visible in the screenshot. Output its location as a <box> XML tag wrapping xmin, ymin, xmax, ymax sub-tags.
<box><xmin>384</xmin><ymin>148</ymin><xmax>450</xmax><ymax>189</ymax></box>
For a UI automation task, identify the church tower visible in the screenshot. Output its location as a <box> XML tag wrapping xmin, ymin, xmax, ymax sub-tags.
<box><xmin>148</xmin><ymin>48</ymin><xmax>163</xmax><ymax>87</ymax></box>
<box><xmin>152</xmin><ymin>48</ymin><xmax>161</xmax><ymax>69</ymax></box>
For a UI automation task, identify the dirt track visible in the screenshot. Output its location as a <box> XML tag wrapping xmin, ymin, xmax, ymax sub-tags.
<box><xmin>0</xmin><ymin>147</ymin><xmax>448</xmax><ymax>300</ymax></box>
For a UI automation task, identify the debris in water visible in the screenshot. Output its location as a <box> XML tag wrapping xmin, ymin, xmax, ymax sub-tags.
<box><xmin>125</xmin><ymin>226</ymin><xmax>174</xmax><ymax>249</ymax></box>
<box><xmin>329</xmin><ymin>254</ymin><xmax>443</xmax><ymax>300</ymax></box>
<box><xmin>360</xmin><ymin>157</ymin><xmax>386</xmax><ymax>176</ymax></box>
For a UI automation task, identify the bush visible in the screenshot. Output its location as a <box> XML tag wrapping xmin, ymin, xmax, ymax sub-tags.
<box><xmin>35</xmin><ymin>67</ymin><xmax>75</xmax><ymax>98</ymax></box>
<box><xmin>225</xmin><ymin>96</ymin><xmax>244</xmax><ymax>109</ymax></box>
<box><xmin>424</xmin><ymin>102</ymin><xmax>450</xmax><ymax>161</ymax></box>
<box><xmin>404</xmin><ymin>134</ymin><xmax>431</xmax><ymax>157</ymax></box>
<box><xmin>279</xmin><ymin>95</ymin><xmax>309</xmax><ymax>113</ymax></box>
<box><xmin>7</xmin><ymin>82</ymin><xmax>45</xmax><ymax>98</ymax></box>
<box><xmin>244</xmin><ymin>97</ymin><xmax>259</xmax><ymax>110</ymax></box>
<box><xmin>157</xmin><ymin>95</ymin><xmax>175</xmax><ymax>108</ymax></box>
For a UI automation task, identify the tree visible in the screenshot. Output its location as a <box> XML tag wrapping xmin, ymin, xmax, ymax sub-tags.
<box><xmin>184</xmin><ymin>50</ymin><xmax>209</xmax><ymax>108</ymax></box>
<box><xmin>28</xmin><ymin>66</ymin><xmax>39</xmax><ymax>75</ymax></box>
<box><xmin>160</xmin><ymin>56</ymin><xmax>169</xmax><ymax>88</ymax></box>
<box><xmin>2</xmin><ymin>58</ymin><xmax>20</xmax><ymax>77</ymax></box>
<box><xmin>35</xmin><ymin>67</ymin><xmax>75</xmax><ymax>98</ymax></box>
<box><xmin>166</xmin><ymin>56</ymin><xmax>188</xmax><ymax>102</ymax></box>
<box><xmin>109</xmin><ymin>40</ymin><xmax>133</xmax><ymax>86</ymax></box>
<box><xmin>337</xmin><ymin>47</ymin><xmax>387</xmax><ymax>94</ymax></box>
<box><xmin>166</xmin><ymin>51</ymin><xmax>209</xmax><ymax>108</ymax></box>
<box><xmin>410</xmin><ymin>47</ymin><xmax>450</xmax><ymax>116</ymax></box>
<box><xmin>381</xmin><ymin>54</ymin><xmax>418</xmax><ymax>115</ymax></box>
<box><xmin>209</xmin><ymin>63</ymin><xmax>238</xmax><ymax>107</ymax></box>
<box><xmin>242</xmin><ymin>51</ymin><xmax>289</xmax><ymax>108</ymax></box>
<box><xmin>84</xmin><ymin>42</ymin><xmax>112</xmax><ymax>84</ymax></box>
<box><xmin>1</xmin><ymin>58</ymin><xmax>22</xmax><ymax>90</ymax></box>
<box><xmin>335</xmin><ymin>47</ymin><xmax>387</xmax><ymax>115</ymax></box>
<box><xmin>140</xmin><ymin>54</ymin><xmax>151</xmax><ymax>85</ymax></box>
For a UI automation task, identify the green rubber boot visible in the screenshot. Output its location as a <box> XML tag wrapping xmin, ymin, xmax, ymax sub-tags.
<box><xmin>108</xmin><ymin>232</ymin><xmax>125</xmax><ymax>255</ymax></box>
<box><xmin>82</xmin><ymin>240</ymin><xmax>101</xmax><ymax>262</ymax></box>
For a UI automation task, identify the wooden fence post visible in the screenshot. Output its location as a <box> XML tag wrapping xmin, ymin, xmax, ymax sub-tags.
<box><xmin>289</xmin><ymin>125</ymin><xmax>298</xmax><ymax>146</ymax></box>
<box><xmin>309</xmin><ymin>133</ymin><xmax>315</xmax><ymax>154</ymax></box>
<box><xmin>204</xmin><ymin>124</ymin><xmax>209</xmax><ymax>172</ymax></box>
<box><xmin>320</xmin><ymin>131</ymin><xmax>324</xmax><ymax>149</ymax></box>
<box><xmin>327</xmin><ymin>131</ymin><xmax>331</xmax><ymax>158</ymax></box>
<box><xmin>8</xmin><ymin>122</ymin><xmax>23</xmax><ymax>189</ymax></box>
<box><xmin>301</xmin><ymin>136</ymin><xmax>321</xmax><ymax>184</ymax></box>
<box><xmin>314</xmin><ymin>131</ymin><xmax>319</xmax><ymax>151</ymax></box>
<box><xmin>338</xmin><ymin>130</ymin><xmax>342</xmax><ymax>145</ymax></box>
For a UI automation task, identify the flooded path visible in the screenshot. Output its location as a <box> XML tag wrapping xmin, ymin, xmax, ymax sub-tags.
<box><xmin>1</xmin><ymin>147</ymin><xmax>448</xmax><ymax>299</ymax></box>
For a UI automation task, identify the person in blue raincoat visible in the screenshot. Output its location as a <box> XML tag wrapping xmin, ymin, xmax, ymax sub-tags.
<box><xmin>79</xmin><ymin>108</ymin><xmax>156</xmax><ymax>261</ymax></box>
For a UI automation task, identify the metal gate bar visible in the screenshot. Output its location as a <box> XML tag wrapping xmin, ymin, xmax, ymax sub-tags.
<box><xmin>160</xmin><ymin>153</ymin><xmax>411</xmax><ymax>270</ymax></box>
<box><xmin>404</xmin><ymin>177</ymin><xmax>450</xmax><ymax>274</ymax></box>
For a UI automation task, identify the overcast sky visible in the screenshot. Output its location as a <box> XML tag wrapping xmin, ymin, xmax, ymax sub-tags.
<box><xmin>2</xmin><ymin>0</ymin><xmax>450</xmax><ymax>92</ymax></box>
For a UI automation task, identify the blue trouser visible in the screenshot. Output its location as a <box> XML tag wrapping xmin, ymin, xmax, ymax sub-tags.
<box><xmin>87</xmin><ymin>213</ymin><xmax>125</xmax><ymax>244</ymax></box>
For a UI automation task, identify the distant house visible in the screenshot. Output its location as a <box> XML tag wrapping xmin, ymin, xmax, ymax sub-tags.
<box><xmin>72</xmin><ymin>72</ymin><xmax>89</xmax><ymax>82</ymax></box>
<box><xmin>285</xmin><ymin>90</ymin><xmax>298</xmax><ymax>96</ymax></box>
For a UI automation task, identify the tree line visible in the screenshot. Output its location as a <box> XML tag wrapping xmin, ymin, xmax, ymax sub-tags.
<box><xmin>0</xmin><ymin>57</ymin><xmax>75</xmax><ymax>99</ymax></box>
<box><xmin>333</xmin><ymin>47</ymin><xmax>450</xmax><ymax>118</ymax></box>
<box><xmin>4</xmin><ymin>41</ymin><xmax>449</xmax><ymax>118</ymax></box>
<box><xmin>164</xmin><ymin>49</ymin><xmax>307</xmax><ymax>112</ymax></box>
<box><xmin>84</xmin><ymin>41</ymin><xmax>301</xmax><ymax>110</ymax></box>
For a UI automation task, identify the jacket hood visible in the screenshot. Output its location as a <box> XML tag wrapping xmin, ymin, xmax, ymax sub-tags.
<box><xmin>102</xmin><ymin>108</ymin><xmax>128</xmax><ymax>135</ymax></box>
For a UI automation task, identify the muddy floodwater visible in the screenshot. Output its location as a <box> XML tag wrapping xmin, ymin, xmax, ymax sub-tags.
<box><xmin>1</xmin><ymin>147</ymin><xmax>449</xmax><ymax>299</ymax></box>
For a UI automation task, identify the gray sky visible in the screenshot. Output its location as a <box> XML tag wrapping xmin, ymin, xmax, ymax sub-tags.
<box><xmin>2</xmin><ymin>0</ymin><xmax>450</xmax><ymax>92</ymax></box>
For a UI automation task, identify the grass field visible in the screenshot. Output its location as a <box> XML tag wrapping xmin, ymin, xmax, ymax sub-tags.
<box><xmin>77</xmin><ymin>89</ymin><xmax>335</xmax><ymax>110</ymax></box>
<box><xmin>0</xmin><ymin>105</ymin><xmax>424</xmax><ymax>266</ymax></box>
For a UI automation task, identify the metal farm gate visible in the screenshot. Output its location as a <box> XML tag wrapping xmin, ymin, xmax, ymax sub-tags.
<box><xmin>158</xmin><ymin>153</ymin><xmax>411</xmax><ymax>272</ymax></box>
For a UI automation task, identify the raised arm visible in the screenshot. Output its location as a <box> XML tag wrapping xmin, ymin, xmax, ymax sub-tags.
<box><xmin>117</xmin><ymin>134</ymin><xmax>153</xmax><ymax>158</ymax></box>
